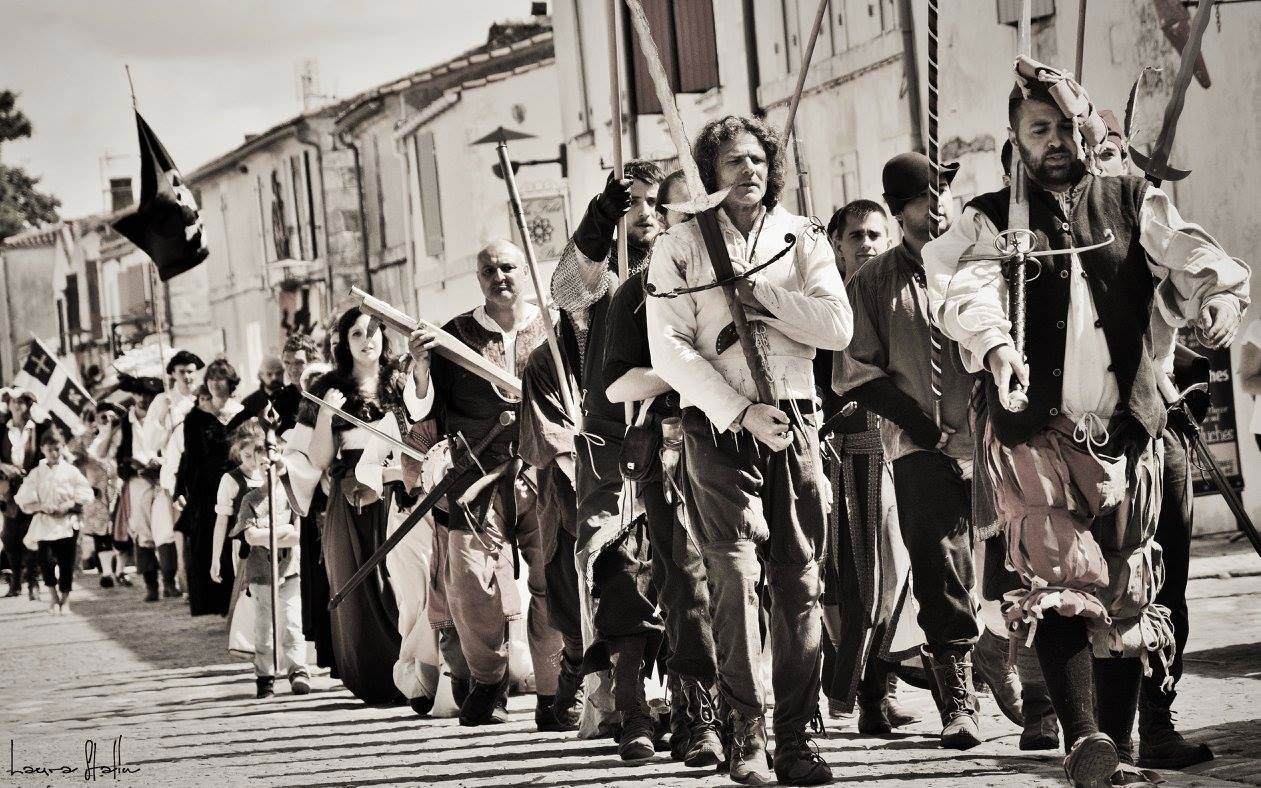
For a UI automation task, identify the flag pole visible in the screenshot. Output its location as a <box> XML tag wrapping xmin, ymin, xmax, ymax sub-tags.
<box><xmin>125</xmin><ymin>64</ymin><xmax>138</xmax><ymax>110</ymax></box>
<box><xmin>145</xmin><ymin>263</ymin><xmax>171</xmax><ymax>397</ymax></box>
<box><xmin>124</xmin><ymin>64</ymin><xmax>170</xmax><ymax>397</ymax></box>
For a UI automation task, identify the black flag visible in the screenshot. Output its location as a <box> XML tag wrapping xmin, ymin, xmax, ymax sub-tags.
<box><xmin>111</xmin><ymin>111</ymin><xmax>209</xmax><ymax>281</ymax></box>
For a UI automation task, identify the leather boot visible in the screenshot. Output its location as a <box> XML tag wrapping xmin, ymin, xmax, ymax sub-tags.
<box><xmin>773</xmin><ymin>719</ymin><xmax>833</xmax><ymax>786</ymax></box>
<box><xmin>680</xmin><ymin>676</ymin><xmax>723</xmax><ymax>768</ymax></box>
<box><xmin>458</xmin><ymin>673</ymin><xmax>509</xmax><ymax>726</ymax></box>
<box><xmin>857</xmin><ymin>660</ymin><xmax>921</xmax><ymax>734</ymax></box>
<box><xmin>551</xmin><ymin>651</ymin><xmax>584</xmax><ymax>730</ymax></box>
<box><xmin>450</xmin><ymin>676</ymin><xmax>471</xmax><ymax>708</ymax></box>
<box><xmin>157</xmin><ymin>543</ymin><xmax>182</xmax><ymax>598</ymax></box>
<box><xmin>923</xmin><ymin>646</ymin><xmax>982</xmax><ymax>750</ymax></box>
<box><xmin>1137</xmin><ymin>689</ymin><xmax>1212</xmax><ymax>769</ymax></box>
<box><xmin>1018</xmin><ymin>681</ymin><xmax>1060</xmax><ymax>751</ymax></box>
<box><xmin>668</xmin><ymin>674</ymin><xmax>690</xmax><ymax>761</ymax></box>
<box><xmin>612</xmin><ymin>637</ymin><xmax>655</xmax><ymax>762</ymax></box>
<box><xmin>1014</xmin><ymin>638</ymin><xmax>1059</xmax><ymax>750</ymax></box>
<box><xmin>972</xmin><ymin>628</ymin><xmax>1024</xmax><ymax>726</ymax></box>
<box><xmin>723</xmin><ymin>708</ymin><xmax>771</xmax><ymax>785</ymax></box>
<box><xmin>535</xmin><ymin>693</ymin><xmax>579</xmax><ymax>732</ymax></box>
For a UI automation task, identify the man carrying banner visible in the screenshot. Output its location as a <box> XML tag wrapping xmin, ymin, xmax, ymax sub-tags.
<box><xmin>647</xmin><ymin>115</ymin><xmax>851</xmax><ymax>786</ymax></box>
<box><xmin>924</xmin><ymin>64</ymin><xmax>1248</xmax><ymax>785</ymax></box>
<box><xmin>408</xmin><ymin>240</ymin><xmax>568</xmax><ymax>731</ymax></box>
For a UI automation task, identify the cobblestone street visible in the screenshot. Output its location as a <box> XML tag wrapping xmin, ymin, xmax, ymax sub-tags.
<box><xmin>2</xmin><ymin>535</ymin><xmax>1258</xmax><ymax>788</ymax></box>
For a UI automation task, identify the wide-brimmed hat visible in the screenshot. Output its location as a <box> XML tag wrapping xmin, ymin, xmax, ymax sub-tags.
<box><xmin>165</xmin><ymin>350</ymin><xmax>205</xmax><ymax>374</ymax></box>
<box><xmin>882</xmin><ymin>152</ymin><xmax>959</xmax><ymax>214</ymax></box>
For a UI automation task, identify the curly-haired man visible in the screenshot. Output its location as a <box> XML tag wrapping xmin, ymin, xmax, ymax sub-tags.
<box><xmin>647</xmin><ymin>115</ymin><xmax>852</xmax><ymax>786</ymax></box>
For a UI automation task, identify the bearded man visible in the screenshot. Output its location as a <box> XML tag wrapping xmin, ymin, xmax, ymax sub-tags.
<box><xmin>924</xmin><ymin>71</ymin><xmax>1248</xmax><ymax>786</ymax></box>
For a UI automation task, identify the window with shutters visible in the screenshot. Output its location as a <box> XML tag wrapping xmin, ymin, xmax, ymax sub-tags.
<box><xmin>630</xmin><ymin>0</ymin><xmax>720</xmax><ymax>115</ymax></box>
<box><xmin>413</xmin><ymin>131</ymin><xmax>444</xmax><ymax>258</ymax></box>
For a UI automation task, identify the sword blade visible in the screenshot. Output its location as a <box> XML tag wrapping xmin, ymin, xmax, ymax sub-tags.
<box><xmin>300</xmin><ymin>389</ymin><xmax>426</xmax><ymax>462</ymax></box>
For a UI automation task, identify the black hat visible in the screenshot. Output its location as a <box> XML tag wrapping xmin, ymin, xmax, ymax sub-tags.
<box><xmin>117</xmin><ymin>372</ymin><xmax>166</xmax><ymax>395</ymax></box>
<box><xmin>165</xmin><ymin>350</ymin><xmax>205</xmax><ymax>374</ymax></box>
<box><xmin>882</xmin><ymin>152</ymin><xmax>958</xmax><ymax>214</ymax></box>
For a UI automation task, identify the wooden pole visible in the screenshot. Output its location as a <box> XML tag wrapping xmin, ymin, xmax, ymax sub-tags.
<box><xmin>1075</xmin><ymin>0</ymin><xmax>1088</xmax><ymax>83</ymax></box>
<box><xmin>782</xmin><ymin>0</ymin><xmax>830</xmax><ymax>217</ymax></box>
<box><xmin>605</xmin><ymin>0</ymin><xmax>634</xmax><ymax>427</ymax></box>
<box><xmin>496</xmin><ymin>141</ymin><xmax>577</xmax><ymax>419</ymax></box>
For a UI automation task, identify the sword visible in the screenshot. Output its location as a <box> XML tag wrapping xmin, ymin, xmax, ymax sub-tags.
<box><xmin>1168</xmin><ymin>393</ymin><xmax>1261</xmax><ymax>559</ymax></box>
<box><xmin>327</xmin><ymin>410</ymin><xmax>516</xmax><ymax>610</ymax></box>
<box><xmin>1129</xmin><ymin>0</ymin><xmax>1216</xmax><ymax>184</ymax></box>
<box><xmin>300</xmin><ymin>389</ymin><xmax>427</xmax><ymax>463</ymax></box>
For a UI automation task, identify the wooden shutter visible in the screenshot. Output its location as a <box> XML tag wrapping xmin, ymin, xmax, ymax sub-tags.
<box><xmin>84</xmin><ymin>260</ymin><xmax>102</xmax><ymax>339</ymax></box>
<box><xmin>303</xmin><ymin>151</ymin><xmax>319</xmax><ymax>258</ymax></box>
<box><xmin>64</xmin><ymin>273</ymin><xmax>81</xmax><ymax>333</ymax></box>
<box><xmin>630</xmin><ymin>0</ymin><xmax>677</xmax><ymax>115</ymax></box>
<box><xmin>290</xmin><ymin>155</ymin><xmax>308</xmax><ymax>260</ymax></box>
<box><xmin>414</xmin><ymin>131</ymin><xmax>444</xmax><ymax>258</ymax></box>
<box><xmin>674</xmin><ymin>0</ymin><xmax>719</xmax><ymax>92</ymax></box>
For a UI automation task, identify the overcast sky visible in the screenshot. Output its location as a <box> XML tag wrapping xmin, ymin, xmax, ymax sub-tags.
<box><xmin>0</xmin><ymin>0</ymin><xmax>521</xmax><ymax>217</ymax></box>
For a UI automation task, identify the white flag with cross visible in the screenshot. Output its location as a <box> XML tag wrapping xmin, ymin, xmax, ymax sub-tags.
<box><xmin>11</xmin><ymin>335</ymin><xmax>96</xmax><ymax>436</ymax></box>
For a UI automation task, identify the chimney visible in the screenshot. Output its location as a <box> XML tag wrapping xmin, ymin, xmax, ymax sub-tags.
<box><xmin>109</xmin><ymin>177</ymin><xmax>134</xmax><ymax>212</ymax></box>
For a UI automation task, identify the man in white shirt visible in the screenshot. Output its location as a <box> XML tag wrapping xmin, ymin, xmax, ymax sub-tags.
<box><xmin>647</xmin><ymin>115</ymin><xmax>852</xmax><ymax>786</ymax></box>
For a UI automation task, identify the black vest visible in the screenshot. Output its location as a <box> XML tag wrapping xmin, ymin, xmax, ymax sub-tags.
<box><xmin>966</xmin><ymin>174</ymin><xmax>1164</xmax><ymax>446</ymax></box>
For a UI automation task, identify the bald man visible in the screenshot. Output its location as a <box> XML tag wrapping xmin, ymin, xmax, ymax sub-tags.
<box><xmin>408</xmin><ymin>240</ymin><xmax>569</xmax><ymax>731</ymax></box>
<box><xmin>228</xmin><ymin>355</ymin><xmax>302</xmax><ymax>435</ymax></box>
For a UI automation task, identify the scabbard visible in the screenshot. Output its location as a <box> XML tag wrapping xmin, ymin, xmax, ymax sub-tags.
<box><xmin>696</xmin><ymin>208</ymin><xmax>775</xmax><ymax>404</ymax></box>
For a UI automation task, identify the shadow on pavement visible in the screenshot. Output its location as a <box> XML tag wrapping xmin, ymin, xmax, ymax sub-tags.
<box><xmin>1183</xmin><ymin>641</ymin><xmax>1261</xmax><ymax>681</ymax></box>
<box><xmin>65</xmin><ymin>585</ymin><xmax>234</xmax><ymax>671</ymax></box>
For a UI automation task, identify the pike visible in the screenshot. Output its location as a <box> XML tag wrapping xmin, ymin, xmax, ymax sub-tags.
<box><xmin>326</xmin><ymin>409</ymin><xmax>518</xmax><ymax>610</ymax></box>
<box><xmin>782</xmin><ymin>0</ymin><xmax>830</xmax><ymax>217</ymax></box>
<box><xmin>1124</xmin><ymin>0</ymin><xmax>1258</xmax><ymax>557</ymax></box>
<box><xmin>350</xmin><ymin>287</ymin><xmax>522</xmax><ymax>400</ymax></box>
<box><xmin>1129</xmin><ymin>0</ymin><xmax>1216</xmax><ymax>183</ymax></box>
<box><xmin>260</xmin><ymin>403</ymin><xmax>281</xmax><ymax>675</ymax></box>
<box><xmin>496</xmin><ymin>141</ymin><xmax>577</xmax><ymax>419</ymax></box>
<box><xmin>300</xmin><ymin>389</ymin><xmax>428</xmax><ymax>462</ymax></box>
<box><xmin>605</xmin><ymin>0</ymin><xmax>634</xmax><ymax>428</ymax></box>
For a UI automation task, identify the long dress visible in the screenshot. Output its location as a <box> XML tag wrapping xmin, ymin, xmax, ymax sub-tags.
<box><xmin>175</xmin><ymin>405</ymin><xmax>239</xmax><ymax>616</ymax></box>
<box><xmin>286</xmin><ymin>372</ymin><xmax>419</xmax><ymax>704</ymax></box>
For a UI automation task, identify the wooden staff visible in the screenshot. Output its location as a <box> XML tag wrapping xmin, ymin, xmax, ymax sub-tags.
<box><xmin>496</xmin><ymin>141</ymin><xmax>576</xmax><ymax>419</ymax></box>
<box><xmin>606</xmin><ymin>0</ymin><xmax>634</xmax><ymax>427</ymax></box>
<box><xmin>782</xmin><ymin>0</ymin><xmax>830</xmax><ymax>217</ymax></box>
<box><xmin>1075</xmin><ymin>0</ymin><xmax>1088</xmax><ymax>82</ymax></box>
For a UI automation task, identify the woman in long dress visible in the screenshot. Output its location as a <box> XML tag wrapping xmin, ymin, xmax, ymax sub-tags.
<box><xmin>287</xmin><ymin>309</ymin><xmax>428</xmax><ymax>704</ymax></box>
<box><xmin>174</xmin><ymin>360</ymin><xmax>244</xmax><ymax>616</ymax></box>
